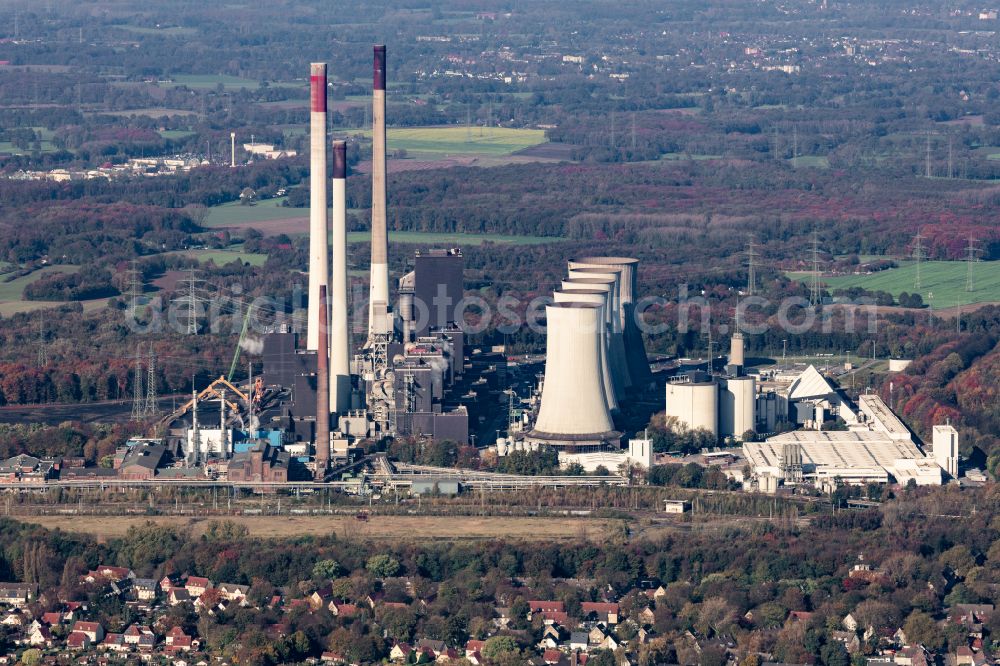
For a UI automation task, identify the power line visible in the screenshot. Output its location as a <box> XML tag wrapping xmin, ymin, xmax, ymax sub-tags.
<box><xmin>36</xmin><ymin>313</ymin><xmax>47</xmax><ymax>367</ymax></box>
<box><xmin>966</xmin><ymin>236</ymin><xmax>979</xmax><ymax>292</ymax></box>
<box><xmin>809</xmin><ymin>232</ymin><xmax>821</xmax><ymax>306</ymax></box>
<box><xmin>746</xmin><ymin>241</ymin><xmax>758</xmax><ymax>296</ymax></box>
<box><xmin>130</xmin><ymin>344</ymin><xmax>145</xmax><ymax>422</ymax></box>
<box><xmin>913</xmin><ymin>232</ymin><xmax>925</xmax><ymax>291</ymax></box>
<box><xmin>145</xmin><ymin>344</ymin><xmax>158</xmax><ymax>418</ymax></box>
<box><xmin>925</xmin><ymin>133</ymin><xmax>932</xmax><ymax>178</ymax></box>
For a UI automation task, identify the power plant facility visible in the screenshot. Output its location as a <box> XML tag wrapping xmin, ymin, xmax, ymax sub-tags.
<box><xmin>87</xmin><ymin>44</ymin><xmax>964</xmax><ymax>502</ymax></box>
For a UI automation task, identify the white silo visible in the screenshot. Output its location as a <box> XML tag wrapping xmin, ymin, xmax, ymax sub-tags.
<box><xmin>553</xmin><ymin>290</ymin><xmax>619</xmax><ymax>412</ymax></box>
<box><xmin>527</xmin><ymin>302</ymin><xmax>617</xmax><ymax>448</ymax></box>
<box><xmin>665</xmin><ymin>380</ymin><xmax>718</xmax><ymax>438</ymax></box>
<box><xmin>569</xmin><ymin>257</ymin><xmax>652</xmax><ymax>388</ymax></box>
<box><xmin>560</xmin><ymin>278</ymin><xmax>631</xmax><ymax>394</ymax></box>
<box><xmin>719</xmin><ymin>377</ymin><xmax>756</xmax><ymax>440</ymax></box>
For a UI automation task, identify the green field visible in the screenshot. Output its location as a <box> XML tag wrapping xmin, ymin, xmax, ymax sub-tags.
<box><xmin>336</xmin><ymin>126</ymin><xmax>547</xmax><ymax>156</ymax></box>
<box><xmin>170</xmin><ymin>249</ymin><xmax>269</xmax><ymax>267</ymax></box>
<box><xmin>203</xmin><ymin>198</ymin><xmax>302</xmax><ymax>227</ymax></box>
<box><xmin>162</xmin><ymin>74</ymin><xmax>260</xmax><ymax>90</ymax></box>
<box><xmin>790</xmin><ymin>155</ymin><xmax>830</xmax><ymax>168</ymax></box>
<box><xmin>0</xmin><ymin>265</ymin><xmax>88</xmax><ymax>316</ymax></box>
<box><xmin>349</xmin><ymin>231</ymin><xmax>557</xmax><ymax>246</ymax></box>
<box><xmin>790</xmin><ymin>260</ymin><xmax>1000</xmax><ymax>308</ymax></box>
<box><xmin>159</xmin><ymin>130</ymin><xmax>196</xmax><ymax>140</ymax></box>
<box><xmin>117</xmin><ymin>25</ymin><xmax>197</xmax><ymax>36</ymax></box>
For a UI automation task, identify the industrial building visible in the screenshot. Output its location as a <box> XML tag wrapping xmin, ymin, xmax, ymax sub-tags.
<box><xmin>742</xmin><ymin>366</ymin><xmax>959</xmax><ymax>492</ymax></box>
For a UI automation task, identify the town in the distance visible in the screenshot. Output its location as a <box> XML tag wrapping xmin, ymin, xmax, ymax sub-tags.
<box><xmin>0</xmin><ymin>1</ymin><xmax>998</xmax><ymax>665</ymax></box>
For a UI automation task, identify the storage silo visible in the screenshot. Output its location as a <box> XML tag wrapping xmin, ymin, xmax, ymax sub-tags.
<box><xmin>665</xmin><ymin>380</ymin><xmax>718</xmax><ymax>438</ymax></box>
<box><xmin>719</xmin><ymin>377</ymin><xmax>756</xmax><ymax>440</ymax></box>
<box><xmin>553</xmin><ymin>290</ymin><xmax>619</xmax><ymax>412</ymax></box>
<box><xmin>527</xmin><ymin>302</ymin><xmax>617</xmax><ymax>449</ymax></box>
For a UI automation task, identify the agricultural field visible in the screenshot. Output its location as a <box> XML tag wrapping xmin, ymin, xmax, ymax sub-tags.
<box><xmin>791</xmin><ymin>260</ymin><xmax>1000</xmax><ymax>308</ymax></box>
<box><xmin>161</xmin><ymin>74</ymin><xmax>261</xmax><ymax>90</ymax></box>
<box><xmin>204</xmin><ymin>199</ymin><xmax>560</xmax><ymax>245</ymax></box>
<box><xmin>0</xmin><ymin>265</ymin><xmax>113</xmax><ymax>316</ymax></box>
<box><xmin>168</xmin><ymin>249</ymin><xmax>269</xmax><ymax>267</ymax></box>
<box><xmin>202</xmin><ymin>197</ymin><xmax>301</xmax><ymax>227</ymax></box>
<box><xmin>335</xmin><ymin>126</ymin><xmax>547</xmax><ymax>157</ymax></box>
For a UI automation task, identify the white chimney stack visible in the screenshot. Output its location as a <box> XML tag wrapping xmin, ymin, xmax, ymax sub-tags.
<box><xmin>368</xmin><ymin>45</ymin><xmax>390</xmax><ymax>337</ymax></box>
<box><xmin>330</xmin><ymin>140</ymin><xmax>350</xmax><ymax>414</ymax></box>
<box><xmin>307</xmin><ymin>63</ymin><xmax>329</xmax><ymax>352</ymax></box>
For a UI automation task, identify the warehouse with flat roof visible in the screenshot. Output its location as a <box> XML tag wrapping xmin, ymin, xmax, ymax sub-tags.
<box><xmin>744</xmin><ymin>430</ymin><xmax>940</xmax><ymax>489</ymax></box>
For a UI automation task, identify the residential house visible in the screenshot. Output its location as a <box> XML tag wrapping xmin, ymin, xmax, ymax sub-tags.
<box><xmin>843</xmin><ymin>613</ymin><xmax>858</xmax><ymax>631</ymax></box>
<box><xmin>787</xmin><ymin>611</ymin><xmax>813</xmax><ymax>624</ymax></box>
<box><xmin>169</xmin><ymin>588</ymin><xmax>192</xmax><ymax>606</ymax></box>
<box><xmin>581</xmin><ymin>602</ymin><xmax>619</xmax><ymax>625</ymax></box>
<box><xmin>133</xmin><ymin>578</ymin><xmax>158</xmax><ymax>602</ymax></box>
<box><xmin>831</xmin><ymin>630</ymin><xmax>861</xmax><ymax>654</ymax></box>
<box><xmin>100</xmin><ymin>634</ymin><xmax>126</xmax><ymax>653</ymax></box>
<box><xmin>543</xmin><ymin>649</ymin><xmax>563</xmax><ymax>665</ymax></box>
<box><xmin>416</xmin><ymin>638</ymin><xmax>446</xmax><ymax>658</ymax></box>
<box><xmin>389</xmin><ymin>642</ymin><xmax>413</xmax><ymax>662</ymax></box>
<box><xmin>569</xmin><ymin>632</ymin><xmax>589</xmax><ymax>652</ymax></box>
<box><xmin>27</xmin><ymin>624</ymin><xmax>53</xmax><ymax>647</ymax></box>
<box><xmin>328</xmin><ymin>601</ymin><xmax>358</xmax><ymax>617</ymax></box>
<box><xmin>160</xmin><ymin>575</ymin><xmax>180</xmax><ymax>592</ymax></box>
<box><xmin>638</xmin><ymin>607</ymin><xmax>656</xmax><ymax>625</ymax></box>
<box><xmin>217</xmin><ymin>583</ymin><xmax>249</xmax><ymax>603</ymax></box>
<box><xmin>465</xmin><ymin>640</ymin><xmax>485</xmax><ymax>665</ymax></box>
<box><xmin>185</xmin><ymin>576</ymin><xmax>212</xmax><ymax>598</ymax></box>
<box><xmin>0</xmin><ymin>583</ymin><xmax>34</xmax><ymax>608</ymax></box>
<box><xmin>165</xmin><ymin>626</ymin><xmax>194</xmax><ymax>653</ymax></box>
<box><xmin>41</xmin><ymin>612</ymin><xmax>63</xmax><ymax>626</ymax></box>
<box><xmin>1</xmin><ymin>612</ymin><xmax>24</xmax><ymax>627</ymax></box>
<box><xmin>84</xmin><ymin>566</ymin><xmax>134</xmax><ymax>583</ymax></box>
<box><xmin>71</xmin><ymin>621</ymin><xmax>104</xmax><ymax>643</ymax></box>
<box><xmin>66</xmin><ymin>632</ymin><xmax>91</xmax><ymax>650</ymax></box>
<box><xmin>956</xmin><ymin>646</ymin><xmax>976</xmax><ymax>666</ymax></box>
<box><xmin>895</xmin><ymin>646</ymin><xmax>929</xmax><ymax>666</ymax></box>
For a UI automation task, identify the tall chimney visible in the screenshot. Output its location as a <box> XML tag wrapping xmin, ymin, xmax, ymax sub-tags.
<box><xmin>368</xmin><ymin>45</ymin><xmax>390</xmax><ymax>337</ymax></box>
<box><xmin>307</xmin><ymin>63</ymin><xmax>330</xmax><ymax>352</ymax></box>
<box><xmin>330</xmin><ymin>140</ymin><xmax>351</xmax><ymax>414</ymax></box>
<box><xmin>315</xmin><ymin>285</ymin><xmax>330</xmax><ymax>479</ymax></box>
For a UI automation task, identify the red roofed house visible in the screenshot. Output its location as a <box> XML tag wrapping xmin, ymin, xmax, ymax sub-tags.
<box><xmin>185</xmin><ymin>576</ymin><xmax>212</xmax><ymax>598</ymax></box>
<box><xmin>84</xmin><ymin>566</ymin><xmax>134</xmax><ymax>584</ymax></box>
<box><xmin>581</xmin><ymin>602</ymin><xmax>619</xmax><ymax>625</ymax></box>
<box><xmin>71</xmin><ymin>621</ymin><xmax>104</xmax><ymax>643</ymax></box>
<box><xmin>66</xmin><ymin>632</ymin><xmax>90</xmax><ymax>650</ymax></box>
<box><xmin>165</xmin><ymin>626</ymin><xmax>194</xmax><ymax>653</ymax></box>
<box><xmin>41</xmin><ymin>612</ymin><xmax>63</xmax><ymax>626</ymax></box>
<box><xmin>544</xmin><ymin>648</ymin><xmax>564</xmax><ymax>664</ymax></box>
<box><xmin>328</xmin><ymin>601</ymin><xmax>359</xmax><ymax>617</ymax></box>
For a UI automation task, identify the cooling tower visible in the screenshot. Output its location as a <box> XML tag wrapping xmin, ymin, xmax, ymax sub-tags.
<box><xmin>569</xmin><ymin>257</ymin><xmax>653</xmax><ymax>388</ymax></box>
<box><xmin>368</xmin><ymin>45</ymin><xmax>390</xmax><ymax>337</ymax></box>
<box><xmin>564</xmin><ymin>269</ymin><xmax>632</xmax><ymax>390</ymax></box>
<box><xmin>559</xmin><ymin>278</ymin><xmax>630</xmax><ymax>394</ymax></box>
<box><xmin>526</xmin><ymin>302</ymin><xmax>617</xmax><ymax>448</ymax></box>
<box><xmin>315</xmin><ymin>285</ymin><xmax>330</xmax><ymax>478</ymax></box>
<box><xmin>307</xmin><ymin>63</ymin><xmax>329</xmax><ymax>352</ymax></box>
<box><xmin>329</xmin><ymin>140</ymin><xmax>350</xmax><ymax>414</ymax></box>
<box><xmin>665</xmin><ymin>380</ymin><xmax>718</xmax><ymax>438</ymax></box>
<box><xmin>552</xmin><ymin>290</ymin><xmax>618</xmax><ymax>412</ymax></box>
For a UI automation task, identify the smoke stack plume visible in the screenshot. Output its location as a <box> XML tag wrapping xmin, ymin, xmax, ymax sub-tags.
<box><xmin>330</xmin><ymin>140</ymin><xmax>350</xmax><ymax>414</ymax></box>
<box><xmin>368</xmin><ymin>45</ymin><xmax>390</xmax><ymax>336</ymax></box>
<box><xmin>307</xmin><ymin>62</ymin><xmax>329</xmax><ymax>352</ymax></box>
<box><xmin>315</xmin><ymin>285</ymin><xmax>330</xmax><ymax>479</ymax></box>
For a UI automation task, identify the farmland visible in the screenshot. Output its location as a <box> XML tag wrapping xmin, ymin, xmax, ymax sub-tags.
<box><xmin>0</xmin><ymin>265</ymin><xmax>80</xmax><ymax>315</ymax></box>
<box><xmin>791</xmin><ymin>260</ymin><xmax>1000</xmax><ymax>308</ymax></box>
<box><xmin>335</xmin><ymin>126</ymin><xmax>547</xmax><ymax>157</ymax></box>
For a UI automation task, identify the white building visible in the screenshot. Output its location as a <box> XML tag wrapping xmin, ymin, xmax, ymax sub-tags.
<box><xmin>932</xmin><ymin>424</ymin><xmax>959</xmax><ymax>478</ymax></box>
